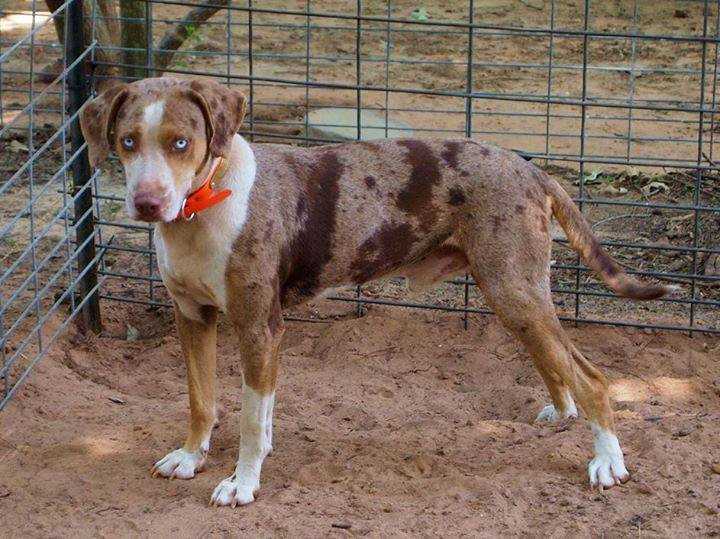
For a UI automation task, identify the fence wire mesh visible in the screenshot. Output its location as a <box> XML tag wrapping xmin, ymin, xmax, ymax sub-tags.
<box><xmin>2</xmin><ymin>0</ymin><xmax>720</xmax><ymax>408</ymax></box>
<box><xmin>1</xmin><ymin>0</ymin><xmax>100</xmax><ymax>409</ymax></box>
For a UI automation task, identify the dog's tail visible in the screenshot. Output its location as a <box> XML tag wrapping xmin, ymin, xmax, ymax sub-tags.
<box><xmin>544</xmin><ymin>173</ymin><xmax>672</xmax><ymax>300</ymax></box>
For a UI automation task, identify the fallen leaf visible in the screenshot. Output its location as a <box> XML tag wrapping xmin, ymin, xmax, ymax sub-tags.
<box><xmin>9</xmin><ymin>140</ymin><xmax>29</xmax><ymax>153</ymax></box>
<box><xmin>126</xmin><ymin>324</ymin><xmax>139</xmax><ymax>341</ymax></box>
<box><xmin>410</xmin><ymin>7</ymin><xmax>429</xmax><ymax>21</ymax></box>
<box><xmin>641</xmin><ymin>181</ymin><xmax>669</xmax><ymax>195</ymax></box>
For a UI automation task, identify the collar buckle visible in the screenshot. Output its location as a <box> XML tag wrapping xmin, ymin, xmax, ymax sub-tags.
<box><xmin>175</xmin><ymin>156</ymin><xmax>231</xmax><ymax>221</ymax></box>
<box><xmin>180</xmin><ymin>198</ymin><xmax>196</xmax><ymax>221</ymax></box>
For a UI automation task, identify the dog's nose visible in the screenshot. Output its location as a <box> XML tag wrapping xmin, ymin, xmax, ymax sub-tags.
<box><xmin>133</xmin><ymin>192</ymin><xmax>164</xmax><ymax>221</ymax></box>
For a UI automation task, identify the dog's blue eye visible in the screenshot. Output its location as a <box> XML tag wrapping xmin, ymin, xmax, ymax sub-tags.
<box><xmin>121</xmin><ymin>137</ymin><xmax>134</xmax><ymax>150</ymax></box>
<box><xmin>173</xmin><ymin>138</ymin><xmax>189</xmax><ymax>150</ymax></box>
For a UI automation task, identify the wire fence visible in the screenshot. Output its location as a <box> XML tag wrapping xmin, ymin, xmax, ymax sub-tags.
<box><xmin>2</xmin><ymin>0</ymin><xmax>720</xmax><ymax>408</ymax></box>
<box><xmin>1</xmin><ymin>0</ymin><xmax>100</xmax><ymax>409</ymax></box>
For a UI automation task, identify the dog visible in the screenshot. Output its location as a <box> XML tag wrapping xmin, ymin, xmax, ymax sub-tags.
<box><xmin>80</xmin><ymin>77</ymin><xmax>672</xmax><ymax>507</ymax></box>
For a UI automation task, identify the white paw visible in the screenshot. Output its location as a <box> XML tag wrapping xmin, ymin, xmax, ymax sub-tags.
<box><xmin>588</xmin><ymin>454</ymin><xmax>629</xmax><ymax>488</ymax></box>
<box><xmin>535</xmin><ymin>403</ymin><xmax>579</xmax><ymax>423</ymax></box>
<box><xmin>588</xmin><ymin>426</ymin><xmax>630</xmax><ymax>489</ymax></box>
<box><xmin>152</xmin><ymin>448</ymin><xmax>206</xmax><ymax>479</ymax></box>
<box><xmin>210</xmin><ymin>473</ymin><xmax>259</xmax><ymax>507</ymax></box>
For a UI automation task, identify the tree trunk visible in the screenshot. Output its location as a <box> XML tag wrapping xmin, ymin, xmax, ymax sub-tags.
<box><xmin>153</xmin><ymin>0</ymin><xmax>230</xmax><ymax>70</ymax></box>
<box><xmin>119</xmin><ymin>0</ymin><xmax>148</xmax><ymax>80</ymax></box>
<box><xmin>43</xmin><ymin>0</ymin><xmax>230</xmax><ymax>85</ymax></box>
<box><xmin>43</xmin><ymin>0</ymin><xmax>120</xmax><ymax>84</ymax></box>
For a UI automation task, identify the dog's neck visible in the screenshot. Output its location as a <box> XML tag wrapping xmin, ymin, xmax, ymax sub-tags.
<box><xmin>157</xmin><ymin>134</ymin><xmax>257</xmax><ymax>240</ymax></box>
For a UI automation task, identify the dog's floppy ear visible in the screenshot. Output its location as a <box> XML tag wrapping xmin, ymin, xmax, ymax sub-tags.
<box><xmin>186</xmin><ymin>79</ymin><xmax>248</xmax><ymax>158</ymax></box>
<box><xmin>79</xmin><ymin>83</ymin><xmax>129</xmax><ymax>167</ymax></box>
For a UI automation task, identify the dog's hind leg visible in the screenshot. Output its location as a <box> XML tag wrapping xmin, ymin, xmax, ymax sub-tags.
<box><xmin>474</xmin><ymin>267</ymin><xmax>627</xmax><ymax>487</ymax></box>
<box><xmin>152</xmin><ymin>302</ymin><xmax>218</xmax><ymax>479</ymax></box>
<box><xmin>210</xmin><ymin>278</ymin><xmax>283</xmax><ymax>507</ymax></box>
<box><xmin>460</xmin><ymin>214</ymin><xmax>628</xmax><ymax>488</ymax></box>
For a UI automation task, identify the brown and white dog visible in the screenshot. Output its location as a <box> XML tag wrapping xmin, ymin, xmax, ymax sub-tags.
<box><xmin>80</xmin><ymin>77</ymin><xmax>672</xmax><ymax>507</ymax></box>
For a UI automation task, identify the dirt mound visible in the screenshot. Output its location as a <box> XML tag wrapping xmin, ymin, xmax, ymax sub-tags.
<box><xmin>1</xmin><ymin>302</ymin><xmax>719</xmax><ymax>536</ymax></box>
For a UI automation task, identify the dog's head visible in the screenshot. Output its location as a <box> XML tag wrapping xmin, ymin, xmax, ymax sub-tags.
<box><xmin>80</xmin><ymin>77</ymin><xmax>247</xmax><ymax>222</ymax></box>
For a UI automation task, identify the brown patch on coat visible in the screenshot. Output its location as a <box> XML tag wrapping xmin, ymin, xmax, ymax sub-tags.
<box><xmin>440</xmin><ymin>140</ymin><xmax>462</xmax><ymax>169</ymax></box>
<box><xmin>491</xmin><ymin>215</ymin><xmax>506</xmax><ymax>233</ymax></box>
<box><xmin>350</xmin><ymin>222</ymin><xmax>418</xmax><ymax>283</ymax></box>
<box><xmin>296</xmin><ymin>196</ymin><xmax>307</xmax><ymax>218</ymax></box>
<box><xmin>263</xmin><ymin>220</ymin><xmax>274</xmax><ymax>243</ymax></box>
<box><xmin>525</xmin><ymin>185</ymin><xmax>546</xmax><ymax>208</ymax></box>
<box><xmin>396</xmin><ymin>140</ymin><xmax>441</xmax><ymax>231</ymax></box>
<box><xmin>357</xmin><ymin>141</ymin><xmax>382</xmax><ymax>154</ymax></box>
<box><xmin>447</xmin><ymin>186</ymin><xmax>466</xmax><ymax>206</ymax></box>
<box><xmin>590</xmin><ymin>240</ymin><xmax>620</xmax><ymax>278</ymax></box>
<box><xmin>280</xmin><ymin>152</ymin><xmax>343</xmax><ymax>306</ymax></box>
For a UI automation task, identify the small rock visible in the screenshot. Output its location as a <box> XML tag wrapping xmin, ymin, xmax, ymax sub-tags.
<box><xmin>412</xmin><ymin>455</ymin><xmax>433</xmax><ymax>477</ymax></box>
<box><xmin>0</xmin><ymin>486</ymin><xmax>10</xmax><ymax>498</ymax></box>
<box><xmin>674</xmin><ymin>9</ymin><xmax>688</xmax><ymax>18</ymax></box>
<box><xmin>673</xmin><ymin>427</ymin><xmax>693</xmax><ymax>438</ymax></box>
<box><xmin>635</xmin><ymin>482</ymin><xmax>653</xmax><ymax>495</ymax></box>
<box><xmin>711</xmin><ymin>463</ymin><xmax>720</xmax><ymax>474</ymax></box>
<box><xmin>358</xmin><ymin>417</ymin><xmax>378</xmax><ymax>431</ymax></box>
<box><xmin>331</xmin><ymin>522</ymin><xmax>352</xmax><ymax>530</ymax></box>
<box><xmin>108</xmin><ymin>396</ymin><xmax>125</xmax><ymax>405</ymax></box>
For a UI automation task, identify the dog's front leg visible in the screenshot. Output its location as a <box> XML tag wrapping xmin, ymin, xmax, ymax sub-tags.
<box><xmin>153</xmin><ymin>302</ymin><xmax>218</xmax><ymax>479</ymax></box>
<box><xmin>211</xmin><ymin>292</ymin><xmax>283</xmax><ymax>507</ymax></box>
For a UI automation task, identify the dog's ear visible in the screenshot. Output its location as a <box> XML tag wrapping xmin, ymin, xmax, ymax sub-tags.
<box><xmin>80</xmin><ymin>83</ymin><xmax>129</xmax><ymax>167</ymax></box>
<box><xmin>186</xmin><ymin>79</ymin><xmax>248</xmax><ymax>158</ymax></box>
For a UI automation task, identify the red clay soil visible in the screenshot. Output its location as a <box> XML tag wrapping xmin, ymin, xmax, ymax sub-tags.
<box><xmin>1</xmin><ymin>301</ymin><xmax>719</xmax><ymax>537</ymax></box>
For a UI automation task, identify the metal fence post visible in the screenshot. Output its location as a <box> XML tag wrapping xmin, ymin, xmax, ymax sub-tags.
<box><xmin>67</xmin><ymin>0</ymin><xmax>102</xmax><ymax>333</ymax></box>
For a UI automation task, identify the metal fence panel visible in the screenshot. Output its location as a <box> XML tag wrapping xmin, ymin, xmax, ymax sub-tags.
<box><xmin>1</xmin><ymin>0</ymin><xmax>101</xmax><ymax>409</ymax></box>
<box><xmin>92</xmin><ymin>0</ymin><xmax>719</xmax><ymax>336</ymax></box>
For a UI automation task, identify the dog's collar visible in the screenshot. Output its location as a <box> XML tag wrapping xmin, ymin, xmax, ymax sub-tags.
<box><xmin>177</xmin><ymin>156</ymin><xmax>231</xmax><ymax>221</ymax></box>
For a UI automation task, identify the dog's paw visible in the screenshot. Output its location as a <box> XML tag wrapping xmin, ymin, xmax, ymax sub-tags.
<box><xmin>210</xmin><ymin>473</ymin><xmax>258</xmax><ymax>507</ymax></box>
<box><xmin>535</xmin><ymin>403</ymin><xmax>578</xmax><ymax>423</ymax></box>
<box><xmin>588</xmin><ymin>454</ymin><xmax>630</xmax><ymax>489</ymax></box>
<box><xmin>152</xmin><ymin>448</ymin><xmax>206</xmax><ymax>479</ymax></box>
<box><xmin>588</xmin><ymin>428</ymin><xmax>629</xmax><ymax>489</ymax></box>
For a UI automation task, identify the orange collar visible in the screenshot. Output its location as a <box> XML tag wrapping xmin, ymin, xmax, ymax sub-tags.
<box><xmin>177</xmin><ymin>157</ymin><xmax>232</xmax><ymax>221</ymax></box>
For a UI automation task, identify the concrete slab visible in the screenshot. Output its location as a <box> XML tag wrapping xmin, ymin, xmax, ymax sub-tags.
<box><xmin>304</xmin><ymin>107</ymin><xmax>414</xmax><ymax>141</ymax></box>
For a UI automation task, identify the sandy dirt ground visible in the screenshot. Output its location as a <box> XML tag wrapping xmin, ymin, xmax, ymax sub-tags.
<box><xmin>2</xmin><ymin>300</ymin><xmax>719</xmax><ymax>537</ymax></box>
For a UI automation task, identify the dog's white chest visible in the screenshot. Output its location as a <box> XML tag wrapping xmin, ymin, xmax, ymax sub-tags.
<box><xmin>153</xmin><ymin>134</ymin><xmax>257</xmax><ymax>320</ymax></box>
<box><xmin>155</xmin><ymin>228</ymin><xmax>232</xmax><ymax>318</ymax></box>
